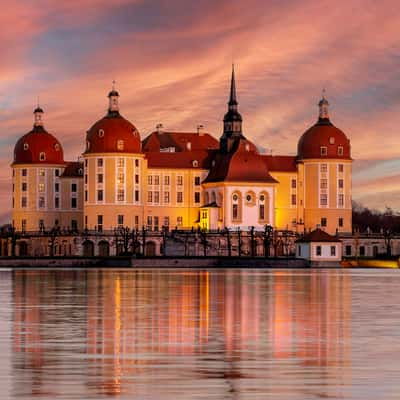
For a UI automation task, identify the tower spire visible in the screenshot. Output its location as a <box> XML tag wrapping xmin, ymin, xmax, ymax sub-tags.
<box><xmin>108</xmin><ymin>80</ymin><xmax>120</xmax><ymax>115</ymax></box>
<box><xmin>318</xmin><ymin>89</ymin><xmax>330</xmax><ymax>121</ymax></box>
<box><xmin>33</xmin><ymin>98</ymin><xmax>44</xmax><ymax>127</ymax></box>
<box><xmin>229</xmin><ymin>64</ymin><xmax>237</xmax><ymax>107</ymax></box>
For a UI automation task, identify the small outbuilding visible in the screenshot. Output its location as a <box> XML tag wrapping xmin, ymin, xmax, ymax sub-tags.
<box><xmin>296</xmin><ymin>228</ymin><xmax>342</xmax><ymax>267</ymax></box>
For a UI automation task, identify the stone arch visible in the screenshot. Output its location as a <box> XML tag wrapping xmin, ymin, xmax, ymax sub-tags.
<box><xmin>145</xmin><ymin>241</ymin><xmax>157</xmax><ymax>256</ymax></box>
<box><xmin>98</xmin><ymin>240</ymin><xmax>110</xmax><ymax>257</ymax></box>
<box><xmin>18</xmin><ymin>241</ymin><xmax>28</xmax><ymax>256</ymax></box>
<box><xmin>82</xmin><ymin>240</ymin><xmax>95</xmax><ymax>257</ymax></box>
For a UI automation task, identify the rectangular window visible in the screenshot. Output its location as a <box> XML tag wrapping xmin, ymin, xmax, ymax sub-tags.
<box><xmin>320</xmin><ymin>164</ymin><xmax>328</xmax><ymax>173</ymax></box>
<box><xmin>135</xmin><ymin>174</ymin><xmax>139</xmax><ymax>184</ymax></box>
<box><xmin>39</xmin><ymin>219</ymin><xmax>44</xmax><ymax>231</ymax></box>
<box><xmin>117</xmin><ymin>188</ymin><xmax>124</xmax><ymax>201</ymax></box>
<box><xmin>339</xmin><ymin>217</ymin><xmax>343</xmax><ymax>227</ymax></box>
<box><xmin>259</xmin><ymin>204</ymin><xmax>265</xmax><ymax>220</ymax></box>
<box><xmin>55</xmin><ymin>169</ymin><xmax>60</xmax><ymax>177</ymax></box>
<box><xmin>148</xmin><ymin>175</ymin><xmax>153</xmax><ymax>185</ymax></box>
<box><xmin>71</xmin><ymin>198</ymin><xmax>77</xmax><ymax>208</ymax></box>
<box><xmin>345</xmin><ymin>245</ymin><xmax>352</xmax><ymax>256</ymax></box>
<box><xmin>117</xmin><ymin>158</ymin><xmax>124</xmax><ymax>168</ymax></box>
<box><xmin>97</xmin><ymin>190</ymin><xmax>103</xmax><ymax>201</ymax></box>
<box><xmin>71</xmin><ymin>220</ymin><xmax>78</xmax><ymax>231</ymax></box>
<box><xmin>134</xmin><ymin>215</ymin><xmax>139</xmax><ymax>228</ymax></box>
<box><xmin>177</xmin><ymin>216</ymin><xmax>183</xmax><ymax>227</ymax></box>
<box><xmin>39</xmin><ymin>169</ymin><xmax>45</xmax><ymax>177</ymax></box>
<box><xmin>55</xmin><ymin>197</ymin><xmax>60</xmax><ymax>209</ymax></box>
<box><xmin>55</xmin><ymin>183</ymin><xmax>59</xmax><ymax>192</ymax></box>
<box><xmin>135</xmin><ymin>159</ymin><xmax>139</xmax><ymax>167</ymax></box>
<box><xmin>85</xmin><ymin>216</ymin><xmax>88</xmax><ymax>227</ymax></box>
<box><xmin>154</xmin><ymin>175</ymin><xmax>160</xmax><ymax>185</ymax></box>
<box><xmin>71</xmin><ymin>183</ymin><xmax>77</xmax><ymax>193</ymax></box>
<box><xmin>154</xmin><ymin>216</ymin><xmax>159</xmax><ymax>231</ymax></box>
<box><xmin>291</xmin><ymin>194</ymin><xmax>297</xmax><ymax>206</ymax></box>
<box><xmin>232</xmin><ymin>204</ymin><xmax>239</xmax><ymax>220</ymax></box>
<box><xmin>338</xmin><ymin>164</ymin><xmax>344</xmax><ymax>173</ymax></box>
<box><xmin>291</xmin><ymin>179</ymin><xmax>297</xmax><ymax>189</ymax></box>
<box><xmin>38</xmin><ymin>183</ymin><xmax>45</xmax><ymax>192</ymax></box>
<box><xmin>320</xmin><ymin>146</ymin><xmax>327</xmax><ymax>156</ymax></box>
<box><xmin>22</xmin><ymin>169</ymin><xmax>27</xmax><ymax>177</ymax></box>
<box><xmin>194</xmin><ymin>192</ymin><xmax>200</xmax><ymax>203</ymax></box>
<box><xmin>85</xmin><ymin>190</ymin><xmax>88</xmax><ymax>202</ymax></box>
<box><xmin>360</xmin><ymin>246</ymin><xmax>365</xmax><ymax>256</ymax></box>
<box><xmin>21</xmin><ymin>197</ymin><xmax>27</xmax><ymax>208</ymax></box>
<box><xmin>135</xmin><ymin>190</ymin><xmax>139</xmax><ymax>202</ymax></box>
<box><xmin>97</xmin><ymin>158</ymin><xmax>103</xmax><ymax>167</ymax></box>
<box><xmin>177</xmin><ymin>192</ymin><xmax>183</xmax><ymax>203</ymax></box>
<box><xmin>97</xmin><ymin>215</ymin><xmax>103</xmax><ymax>232</ymax></box>
<box><xmin>117</xmin><ymin>172</ymin><xmax>124</xmax><ymax>184</ymax></box>
<box><xmin>39</xmin><ymin>196</ymin><xmax>45</xmax><ymax>208</ymax></box>
<box><xmin>163</xmin><ymin>216</ymin><xmax>170</xmax><ymax>227</ymax></box>
<box><xmin>338</xmin><ymin>179</ymin><xmax>344</xmax><ymax>189</ymax></box>
<box><xmin>164</xmin><ymin>191</ymin><xmax>170</xmax><ymax>204</ymax></box>
<box><xmin>22</xmin><ymin>182</ymin><xmax>27</xmax><ymax>192</ymax></box>
<box><xmin>321</xmin><ymin>217</ymin><xmax>327</xmax><ymax>227</ymax></box>
<box><xmin>147</xmin><ymin>216</ymin><xmax>152</xmax><ymax>230</ymax></box>
<box><xmin>316</xmin><ymin>246</ymin><xmax>322</xmax><ymax>256</ymax></box>
<box><xmin>338</xmin><ymin>194</ymin><xmax>344</xmax><ymax>207</ymax></box>
<box><xmin>320</xmin><ymin>179</ymin><xmax>328</xmax><ymax>189</ymax></box>
<box><xmin>320</xmin><ymin>194</ymin><xmax>328</xmax><ymax>206</ymax></box>
<box><xmin>84</xmin><ymin>174</ymin><xmax>88</xmax><ymax>184</ymax></box>
<box><xmin>97</xmin><ymin>174</ymin><xmax>103</xmax><ymax>183</ymax></box>
<box><xmin>338</xmin><ymin>146</ymin><xmax>344</xmax><ymax>156</ymax></box>
<box><xmin>147</xmin><ymin>191</ymin><xmax>153</xmax><ymax>203</ymax></box>
<box><xmin>177</xmin><ymin>175</ymin><xmax>183</xmax><ymax>186</ymax></box>
<box><xmin>85</xmin><ymin>159</ymin><xmax>88</xmax><ymax>167</ymax></box>
<box><xmin>117</xmin><ymin>215</ymin><xmax>124</xmax><ymax>226</ymax></box>
<box><xmin>164</xmin><ymin>175</ymin><xmax>170</xmax><ymax>185</ymax></box>
<box><xmin>330</xmin><ymin>246</ymin><xmax>336</xmax><ymax>256</ymax></box>
<box><xmin>154</xmin><ymin>191</ymin><xmax>160</xmax><ymax>203</ymax></box>
<box><xmin>194</xmin><ymin>176</ymin><xmax>201</xmax><ymax>186</ymax></box>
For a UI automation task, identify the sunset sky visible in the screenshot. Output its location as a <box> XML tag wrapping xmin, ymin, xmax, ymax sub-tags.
<box><xmin>1</xmin><ymin>0</ymin><xmax>400</xmax><ymax>223</ymax></box>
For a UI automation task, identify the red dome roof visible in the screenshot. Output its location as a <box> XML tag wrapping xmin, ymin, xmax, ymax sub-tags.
<box><xmin>297</xmin><ymin>119</ymin><xmax>351</xmax><ymax>160</ymax></box>
<box><xmin>13</xmin><ymin>126</ymin><xmax>65</xmax><ymax>165</ymax></box>
<box><xmin>85</xmin><ymin>114</ymin><xmax>141</xmax><ymax>154</ymax></box>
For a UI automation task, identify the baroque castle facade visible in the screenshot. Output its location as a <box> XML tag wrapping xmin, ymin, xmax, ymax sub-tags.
<box><xmin>10</xmin><ymin>68</ymin><xmax>352</xmax><ymax>256</ymax></box>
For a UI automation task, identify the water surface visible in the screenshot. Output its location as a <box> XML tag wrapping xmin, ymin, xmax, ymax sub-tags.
<box><xmin>1</xmin><ymin>268</ymin><xmax>399</xmax><ymax>399</ymax></box>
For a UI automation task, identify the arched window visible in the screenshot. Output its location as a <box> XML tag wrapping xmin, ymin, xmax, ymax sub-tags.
<box><xmin>232</xmin><ymin>191</ymin><xmax>242</xmax><ymax>222</ymax></box>
<box><xmin>258</xmin><ymin>192</ymin><xmax>269</xmax><ymax>223</ymax></box>
<box><xmin>98</xmin><ymin>129</ymin><xmax>105</xmax><ymax>138</ymax></box>
<box><xmin>23</xmin><ymin>143</ymin><xmax>29</xmax><ymax>151</ymax></box>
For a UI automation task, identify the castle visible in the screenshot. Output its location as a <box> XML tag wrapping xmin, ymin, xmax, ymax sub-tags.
<box><xmin>9</xmin><ymin>67</ymin><xmax>352</xmax><ymax>256</ymax></box>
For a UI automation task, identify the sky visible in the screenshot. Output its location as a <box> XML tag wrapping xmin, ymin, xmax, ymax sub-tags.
<box><xmin>1</xmin><ymin>0</ymin><xmax>400</xmax><ymax>223</ymax></box>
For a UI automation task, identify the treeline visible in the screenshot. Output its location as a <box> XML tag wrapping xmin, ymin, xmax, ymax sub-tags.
<box><xmin>352</xmin><ymin>201</ymin><xmax>400</xmax><ymax>233</ymax></box>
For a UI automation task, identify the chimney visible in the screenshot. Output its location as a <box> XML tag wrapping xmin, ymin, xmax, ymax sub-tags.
<box><xmin>197</xmin><ymin>124</ymin><xmax>205</xmax><ymax>136</ymax></box>
<box><xmin>156</xmin><ymin>123</ymin><xmax>164</xmax><ymax>134</ymax></box>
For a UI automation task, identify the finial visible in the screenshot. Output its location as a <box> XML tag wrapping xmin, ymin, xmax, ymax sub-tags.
<box><xmin>108</xmin><ymin>81</ymin><xmax>120</xmax><ymax>114</ymax></box>
<box><xmin>33</xmin><ymin>97</ymin><xmax>44</xmax><ymax>127</ymax></box>
<box><xmin>318</xmin><ymin>89</ymin><xmax>330</xmax><ymax>120</ymax></box>
<box><xmin>112</xmin><ymin>80</ymin><xmax>116</xmax><ymax>91</ymax></box>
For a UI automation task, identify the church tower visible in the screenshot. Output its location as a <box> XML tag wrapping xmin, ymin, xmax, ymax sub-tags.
<box><xmin>220</xmin><ymin>65</ymin><xmax>244</xmax><ymax>153</ymax></box>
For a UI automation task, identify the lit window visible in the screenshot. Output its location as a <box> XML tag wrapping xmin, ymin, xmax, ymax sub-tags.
<box><xmin>39</xmin><ymin>169</ymin><xmax>45</xmax><ymax>176</ymax></box>
<box><xmin>177</xmin><ymin>216</ymin><xmax>183</xmax><ymax>227</ymax></box>
<box><xmin>338</xmin><ymin>146</ymin><xmax>344</xmax><ymax>156</ymax></box>
<box><xmin>117</xmin><ymin>140</ymin><xmax>124</xmax><ymax>150</ymax></box>
<box><xmin>117</xmin><ymin>158</ymin><xmax>124</xmax><ymax>167</ymax></box>
<box><xmin>117</xmin><ymin>189</ymin><xmax>124</xmax><ymax>201</ymax></box>
<box><xmin>38</xmin><ymin>183</ymin><xmax>45</xmax><ymax>192</ymax></box>
<box><xmin>329</xmin><ymin>136</ymin><xmax>335</xmax><ymax>144</ymax></box>
<box><xmin>117</xmin><ymin>172</ymin><xmax>124</xmax><ymax>184</ymax></box>
<box><xmin>192</xmin><ymin>160</ymin><xmax>198</xmax><ymax>167</ymax></box>
<box><xmin>320</xmin><ymin>146</ymin><xmax>327</xmax><ymax>156</ymax></box>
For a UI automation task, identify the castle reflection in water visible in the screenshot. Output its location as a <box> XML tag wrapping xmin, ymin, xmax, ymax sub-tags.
<box><xmin>12</xmin><ymin>270</ymin><xmax>352</xmax><ymax>398</ymax></box>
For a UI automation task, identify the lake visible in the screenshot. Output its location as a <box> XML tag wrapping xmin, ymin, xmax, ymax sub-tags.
<box><xmin>1</xmin><ymin>268</ymin><xmax>399</xmax><ymax>399</ymax></box>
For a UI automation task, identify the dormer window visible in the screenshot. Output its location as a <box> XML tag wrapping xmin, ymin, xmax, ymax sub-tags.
<box><xmin>39</xmin><ymin>152</ymin><xmax>46</xmax><ymax>161</ymax></box>
<box><xmin>86</xmin><ymin>140</ymin><xmax>90</xmax><ymax>151</ymax></box>
<box><xmin>98</xmin><ymin>129</ymin><xmax>105</xmax><ymax>138</ymax></box>
<box><xmin>192</xmin><ymin>160</ymin><xmax>198</xmax><ymax>167</ymax></box>
<box><xmin>78</xmin><ymin>168</ymin><xmax>83</xmax><ymax>175</ymax></box>
<box><xmin>320</xmin><ymin>146</ymin><xmax>327</xmax><ymax>156</ymax></box>
<box><xmin>338</xmin><ymin>146</ymin><xmax>344</xmax><ymax>156</ymax></box>
<box><xmin>329</xmin><ymin>137</ymin><xmax>335</xmax><ymax>144</ymax></box>
<box><xmin>23</xmin><ymin>143</ymin><xmax>29</xmax><ymax>151</ymax></box>
<box><xmin>54</xmin><ymin>143</ymin><xmax>60</xmax><ymax>151</ymax></box>
<box><xmin>117</xmin><ymin>140</ymin><xmax>124</xmax><ymax>150</ymax></box>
